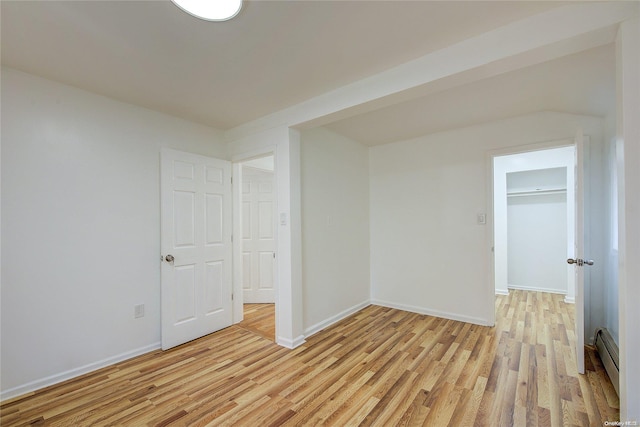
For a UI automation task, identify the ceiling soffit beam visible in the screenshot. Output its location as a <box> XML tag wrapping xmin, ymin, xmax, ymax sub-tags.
<box><xmin>225</xmin><ymin>2</ymin><xmax>638</xmax><ymax>142</ymax></box>
<box><xmin>303</xmin><ymin>25</ymin><xmax>619</xmax><ymax>133</ymax></box>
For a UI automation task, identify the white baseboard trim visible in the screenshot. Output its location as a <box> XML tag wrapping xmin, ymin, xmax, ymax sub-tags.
<box><xmin>564</xmin><ymin>296</ymin><xmax>575</xmax><ymax>304</ymax></box>
<box><xmin>1</xmin><ymin>342</ymin><xmax>161</xmax><ymax>402</ymax></box>
<box><xmin>371</xmin><ymin>299</ymin><xmax>492</xmax><ymax>327</ymax></box>
<box><xmin>507</xmin><ymin>284</ymin><xmax>567</xmax><ymax>295</ymax></box>
<box><xmin>276</xmin><ymin>335</ymin><xmax>306</xmax><ymax>349</ymax></box>
<box><xmin>304</xmin><ymin>301</ymin><xmax>371</xmax><ymax>339</ymax></box>
<box><xmin>495</xmin><ymin>289</ymin><xmax>510</xmax><ymax>296</ymax></box>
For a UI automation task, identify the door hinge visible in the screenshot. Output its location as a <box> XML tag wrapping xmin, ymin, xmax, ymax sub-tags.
<box><xmin>273</xmin><ymin>253</ymin><xmax>276</xmax><ymax>259</ymax></box>
<box><xmin>231</xmin><ymin>293</ymin><xmax>234</xmax><ymax>300</ymax></box>
<box><xmin>231</xmin><ymin>234</ymin><xmax>233</xmax><ymax>243</ymax></box>
<box><xmin>231</xmin><ymin>176</ymin><xmax>233</xmax><ymax>185</ymax></box>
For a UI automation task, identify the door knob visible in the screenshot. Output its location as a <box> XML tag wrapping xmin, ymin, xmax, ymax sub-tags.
<box><xmin>165</xmin><ymin>254</ymin><xmax>175</xmax><ymax>263</ymax></box>
<box><xmin>567</xmin><ymin>258</ymin><xmax>594</xmax><ymax>266</ymax></box>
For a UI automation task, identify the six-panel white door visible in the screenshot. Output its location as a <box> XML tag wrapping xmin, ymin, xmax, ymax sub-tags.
<box><xmin>160</xmin><ymin>149</ymin><xmax>232</xmax><ymax>350</ymax></box>
<box><xmin>242</xmin><ymin>166</ymin><xmax>275</xmax><ymax>303</ymax></box>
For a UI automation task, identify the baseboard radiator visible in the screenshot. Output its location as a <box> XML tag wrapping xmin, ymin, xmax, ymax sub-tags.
<box><xmin>593</xmin><ymin>327</ymin><xmax>619</xmax><ymax>396</ymax></box>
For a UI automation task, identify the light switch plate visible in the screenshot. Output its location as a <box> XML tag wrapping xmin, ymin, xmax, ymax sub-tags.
<box><xmin>134</xmin><ymin>304</ymin><xmax>145</xmax><ymax>318</ymax></box>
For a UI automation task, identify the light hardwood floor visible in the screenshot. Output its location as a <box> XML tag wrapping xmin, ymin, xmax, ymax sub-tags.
<box><xmin>238</xmin><ymin>304</ymin><xmax>275</xmax><ymax>342</ymax></box>
<box><xmin>1</xmin><ymin>290</ymin><xmax>618</xmax><ymax>426</ymax></box>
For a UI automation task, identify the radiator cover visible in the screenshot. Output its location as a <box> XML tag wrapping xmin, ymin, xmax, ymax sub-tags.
<box><xmin>593</xmin><ymin>327</ymin><xmax>619</xmax><ymax>396</ymax></box>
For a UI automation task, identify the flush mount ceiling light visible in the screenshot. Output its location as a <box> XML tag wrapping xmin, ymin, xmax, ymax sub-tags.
<box><xmin>171</xmin><ymin>0</ymin><xmax>242</xmax><ymax>21</ymax></box>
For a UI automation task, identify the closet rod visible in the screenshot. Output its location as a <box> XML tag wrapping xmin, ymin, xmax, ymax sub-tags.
<box><xmin>507</xmin><ymin>188</ymin><xmax>567</xmax><ymax>197</ymax></box>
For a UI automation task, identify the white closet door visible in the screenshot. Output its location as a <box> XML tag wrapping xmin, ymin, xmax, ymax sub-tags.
<box><xmin>242</xmin><ymin>166</ymin><xmax>275</xmax><ymax>303</ymax></box>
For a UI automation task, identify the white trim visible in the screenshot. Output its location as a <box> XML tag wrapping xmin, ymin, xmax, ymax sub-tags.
<box><xmin>564</xmin><ymin>296</ymin><xmax>576</xmax><ymax>304</ymax></box>
<box><xmin>507</xmin><ymin>284</ymin><xmax>568</xmax><ymax>295</ymax></box>
<box><xmin>0</xmin><ymin>342</ymin><xmax>161</xmax><ymax>402</ymax></box>
<box><xmin>304</xmin><ymin>301</ymin><xmax>371</xmax><ymax>339</ymax></box>
<box><xmin>371</xmin><ymin>299</ymin><xmax>492</xmax><ymax>327</ymax></box>
<box><xmin>495</xmin><ymin>289</ymin><xmax>510</xmax><ymax>296</ymax></box>
<box><xmin>276</xmin><ymin>335</ymin><xmax>306</xmax><ymax>349</ymax></box>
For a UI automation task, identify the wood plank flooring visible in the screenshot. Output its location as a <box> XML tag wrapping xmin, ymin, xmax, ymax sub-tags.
<box><xmin>237</xmin><ymin>304</ymin><xmax>275</xmax><ymax>342</ymax></box>
<box><xmin>1</xmin><ymin>290</ymin><xmax>619</xmax><ymax>426</ymax></box>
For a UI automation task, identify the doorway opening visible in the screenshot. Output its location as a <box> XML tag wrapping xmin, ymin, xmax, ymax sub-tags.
<box><xmin>492</xmin><ymin>145</ymin><xmax>584</xmax><ymax>362</ymax></box>
<box><xmin>492</xmin><ymin>144</ymin><xmax>576</xmax><ymax>301</ymax></box>
<box><xmin>235</xmin><ymin>154</ymin><xmax>276</xmax><ymax>341</ymax></box>
<box><xmin>490</xmin><ymin>140</ymin><xmax>588</xmax><ymax>373</ymax></box>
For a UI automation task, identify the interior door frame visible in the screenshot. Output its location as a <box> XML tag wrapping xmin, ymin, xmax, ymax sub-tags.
<box><xmin>232</xmin><ymin>147</ymin><xmax>279</xmax><ymax>330</ymax></box>
<box><xmin>485</xmin><ymin>138</ymin><xmax>581</xmax><ymax>328</ymax></box>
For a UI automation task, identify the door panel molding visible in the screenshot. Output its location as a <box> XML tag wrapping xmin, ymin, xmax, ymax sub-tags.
<box><xmin>161</xmin><ymin>148</ymin><xmax>232</xmax><ymax>350</ymax></box>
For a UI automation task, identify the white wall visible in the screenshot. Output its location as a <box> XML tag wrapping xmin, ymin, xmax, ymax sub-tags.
<box><xmin>1</xmin><ymin>68</ymin><xmax>226</xmax><ymax>399</ymax></box>
<box><xmin>508</xmin><ymin>192</ymin><xmax>568</xmax><ymax>293</ymax></box>
<box><xmin>616</xmin><ymin>16</ymin><xmax>640</xmax><ymax>421</ymax></box>
<box><xmin>369</xmin><ymin>111</ymin><xmax>605</xmax><ymax>326</ymax></box>
<box><xmin>507</xmin><ymin>168</ymin><xmax>568</xmax><ymax>296</ymax></box>
<box><xmin>300</xmin><ymin>127</ymin><xmax>370</xmax><ymax>336</ymax></box>
<box><xmin>243</xmin><ymin>156</ymin><xmax>274</xmax><ymax>172</ymax></box>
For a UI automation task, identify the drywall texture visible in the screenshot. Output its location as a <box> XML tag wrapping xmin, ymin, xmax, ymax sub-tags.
<box><xmin>1</xmin><ymin>68</ymin><xmax>226</xmax><ymax>398</ymax></box>
<box><xmin>301</xmin><ymin>127</ymin><xmax>370</xmax><ymax>333</ymax></box>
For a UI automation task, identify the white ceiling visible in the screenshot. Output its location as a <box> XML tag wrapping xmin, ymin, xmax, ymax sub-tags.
<box><xmin>1</xmin><ymin>1</ymin><xmax>617</xmax><ymax>146</ymax></box>
<box><xmin>326</xmin><ymin>44</ymin><xmax>616</xmax><ymax>146</ymax></box>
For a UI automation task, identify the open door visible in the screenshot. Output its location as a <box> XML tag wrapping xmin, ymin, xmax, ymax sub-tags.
<box><xmin>241</xmin><ymin>164</ymin><xmax>276</xmax><ymax>303</ymax></box>
<box><xmin>568</xmin><ymin>130</ymin><xmax>592</xmax><ymax>374</ymax></box>
<box><xmin>160</xmin><ymin>148</ymin><xmax>233</xmax><ymax>350</ymax></box>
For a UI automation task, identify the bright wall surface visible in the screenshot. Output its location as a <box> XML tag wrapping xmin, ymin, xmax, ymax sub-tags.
<box><xmin>507</xmin><ymin>192</ymin><xmax>568</xmax><ymax>293</ymax></box>
<box><xmin>1</xmin><ymin>68</ymin><xmax>226</xmax><ymax>399</ymax></box>
<box><xmin>369</xmin><ymin>111</ymin><xmax>605</xmax><ymax>326</ymax></box>
<box><xmin>506</xmin><ymin>168</ymin><xmax>569</xmax><ymax>296</ymax></box>
<box><xmin>616</xmin><ymin>16</ymin><xmax>640</xmax><ymax>420</ymax></box>
<box><xmin>300</xmin><ymin>127</ymin><xmax>370</xmax><ymax>335</ymax></box>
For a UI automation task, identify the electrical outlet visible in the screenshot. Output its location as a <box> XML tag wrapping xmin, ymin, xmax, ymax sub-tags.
<box><xmin>134</xmin><ymin>304</ymin><xmax>145</xmax><ymax>319</ymax></box>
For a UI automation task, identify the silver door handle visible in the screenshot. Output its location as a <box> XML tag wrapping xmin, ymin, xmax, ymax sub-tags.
<box><xmin>567</xmin><ymin>258</ymin><xmax>594</xmax><ymax>266</ymax></box>
<box><xmin>165</xmin><ymin>254</ymin><xmax>175</xmax><ymax>263</ymax></box>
